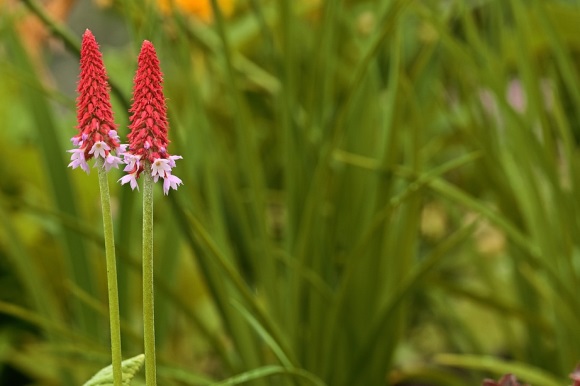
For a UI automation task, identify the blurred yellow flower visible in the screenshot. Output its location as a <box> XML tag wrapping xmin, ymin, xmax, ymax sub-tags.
<box><xmin>157</xmin><ymin>0</ymin><xmax>234</xmax><ymax>22</ymax></box>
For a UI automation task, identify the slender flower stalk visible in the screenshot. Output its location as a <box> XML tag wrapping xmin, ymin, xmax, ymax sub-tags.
<box><xmin>96</xmin><ymin>158</ymin><xmax>123</xmax><ymax>386</ymax></box>
<box><xmin>68</xmin><ymin>29</ymin><xmax>123</xmax><ymax>386</ymax></box>
<box><xmin>121</xmin><ymin>40</ymin><xmax>182</xmax><ymax>386</ymax></box>
<box><xmin>141</xmin><ymin>170</ymin><xmax>156</xmax><ymax>386</ymax></box>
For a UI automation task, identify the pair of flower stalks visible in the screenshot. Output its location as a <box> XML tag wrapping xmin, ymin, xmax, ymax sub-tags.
<box><xmin>69</xmin><ymin>29</ymin><xmax>182</xmax><ymax>386</ymax></box>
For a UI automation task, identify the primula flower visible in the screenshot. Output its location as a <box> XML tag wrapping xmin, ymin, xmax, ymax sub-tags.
<box><xmin>68</xmin><ymin>29</ymin><xmax>123</xmax><ymax>173</ymax></box>
<box><xmin>120</xmin><ymin>40</ymin><xmax>182</xmax><ymax>195</ymax></box>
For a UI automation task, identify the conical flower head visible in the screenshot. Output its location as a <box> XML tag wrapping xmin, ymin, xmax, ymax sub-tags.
<box><xmin>127</xmin><ymin>41</ymin><xmax>169</xmax><ymax>164</ymax></box>
<box><xmin>68</xmin><ymin>29</ymin><xmax>123</xmax><ymax>173</ymax></box>
<box><xmin>120</xmin><ymin>40</ymin><xmax>182</xmax><ymax>195</ymax></box>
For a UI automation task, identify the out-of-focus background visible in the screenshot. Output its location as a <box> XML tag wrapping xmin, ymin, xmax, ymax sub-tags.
<box><xmin>1</xmin><ymin>0</ymin><xmax>580</xmax><ymax>385</ymax></box>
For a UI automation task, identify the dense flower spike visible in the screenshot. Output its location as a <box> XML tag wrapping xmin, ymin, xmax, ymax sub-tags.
<box><xmin>120</xmin><ymin>40</ymin><xmax>182</xmax><ymax>195</ymax></box>
<box><xmin>68</xmin><ymin>29</ymin><xmax>123</xmax><ymax>173</ymax></box>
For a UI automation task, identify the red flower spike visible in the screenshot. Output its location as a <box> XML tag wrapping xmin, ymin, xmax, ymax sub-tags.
<box><xmin>68</xmin><ymin>29</ymin><xmax>124</xmax><ymax>173</ymax></box>
<box><xmin>120</xmin><ymin>40</ymin><xmax>182</xmax><ymax>194</ymax></box>
<box><xmin>127</xmin><ymin>41</ymin><xmax>169</xmax><ymax>165</ymax></box>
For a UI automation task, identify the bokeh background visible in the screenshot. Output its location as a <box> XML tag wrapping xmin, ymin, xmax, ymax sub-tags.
<box><xmin>1</xmin><ymin>0</ymin><xmax>580</xmax><ymax>385</ymax></box>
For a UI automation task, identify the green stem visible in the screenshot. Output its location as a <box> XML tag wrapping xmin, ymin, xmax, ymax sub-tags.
<box><xmin>96</xmin><ymin>159</ymin><xmax>123</xmax><ymax>386</ymax></box>
<box><xmin>142</xmin><ymin>170</ymin><xmax>157</xmax><ymax>386</ymax></box>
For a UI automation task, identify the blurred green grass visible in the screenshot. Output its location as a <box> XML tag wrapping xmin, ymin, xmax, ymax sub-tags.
<box><xmin>1</xmin><ymin>0</ymin><xmax>580</xmax><ymax>385</ymax></box>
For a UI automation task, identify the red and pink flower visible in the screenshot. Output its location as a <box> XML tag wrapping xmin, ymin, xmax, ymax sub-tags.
<box><xmin>119</xmin><ymin>40</ymin><xmax>182</xmax><ymax>194</ymax></box>
<box><xmin>68</xmin><ymin>29</ymin><xmax>123</xmax><ymax>173</ymax></box>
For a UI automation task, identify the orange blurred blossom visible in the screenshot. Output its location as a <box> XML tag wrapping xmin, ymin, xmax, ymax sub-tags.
<box><xmin>157</xmin><ymin>0</ymin><xmax>234</xmax><ymax>22</ymax></box>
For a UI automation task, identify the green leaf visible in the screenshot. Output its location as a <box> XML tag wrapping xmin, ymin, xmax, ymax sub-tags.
<box><xmin>209</xmin><ymin>365</ymin><xmax>327</xmax><ymax>386</ymax></box>
<box><xmin>83</xmin><ymin>354</ymin><xmax>145</xmax><ymax>386</ymax></box>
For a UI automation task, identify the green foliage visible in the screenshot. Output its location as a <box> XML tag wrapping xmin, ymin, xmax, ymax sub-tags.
<box><xmin>83</xmin><ymin>354</ymin><xmax>145</xmax><ymax>386</ymax></box>
<box><xmin>1</xmin><ymin>0</ymin><xmax>580</xmax><ymax>385</ymax></box>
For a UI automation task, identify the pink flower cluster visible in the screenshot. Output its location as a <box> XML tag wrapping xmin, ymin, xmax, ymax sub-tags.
<box><xmin>68</xmin><ymin>30</ymin><xmax>182</xmax><ymax>195</ymax></box>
